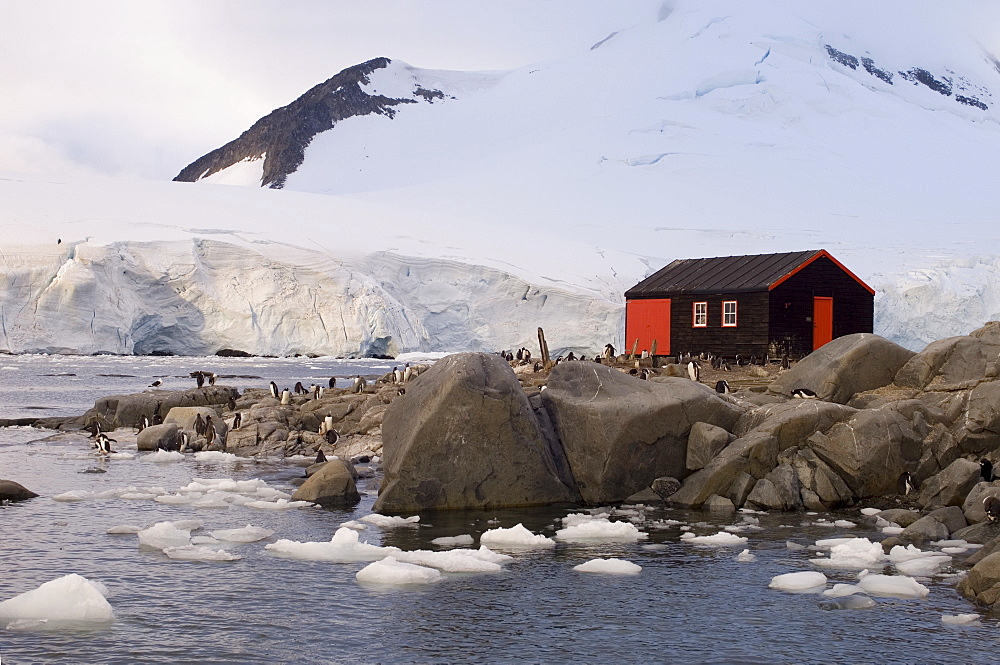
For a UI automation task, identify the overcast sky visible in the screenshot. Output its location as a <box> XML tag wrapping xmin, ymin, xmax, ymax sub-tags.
<box><xmin>0</xmin><ymin>0</ymin><xmax>661</xmax><ymax>180</ymax></box>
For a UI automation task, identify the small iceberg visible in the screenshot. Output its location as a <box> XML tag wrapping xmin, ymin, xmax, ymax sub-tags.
<box><xmin>137</xmin><ymin>522</ymin><xmax>191</xmax><ymax>551</ymax></box>
<box><xmin>360</xmin><ymin>514</ymin><xmax>420</xmax><ymax>528</ymax></box>
<box><xmin>942</xmin><ymin>613</ymin><xmax>981</xmax><ymax>626</ymax></box>
<box><xmin>356</xmin><ymin>557</ymin><xmax>442</xmax><ymax>585</ymax></box>
<box><xmin>769</xmin><ymin>571</ymin><xmax>827</xmax><ymax>592</ymax></box>
<box><xmin>555</xmin><ymin>518</ymin><xmax>648</xmax><ymax>543</ymax></box>
<box><xmin>0</xmin><ymin>574</ymin><xmax>114</xmax><ymax>628</ymax></box>
<box><xmin>680</xmin><ymin>531</ymin><xmax>748</xmax><ymax>546</ymax></box>
<box><xmin>431</xmin><ymin>534</ymin><xmax>475</xmax><ymax>547</ymax></box>
<box><xmin>163</xmin><ymin>546</ymin><xmax>242</xmax><ymax>562</ymax></box>
<box><xmin>573</xmin><ymin>558</ymin><xmax>642</xmax><ymax>575</ymax></box>
<box><xmin>210</xmin><ymin>525</ymin><xmax>274</xmax><ymax>543</ymax></box>
<box><xmin>265</xmin><ymin>527</ymin><xmax>400</xmax><ymax>563</ymax></box>
<box><xmin>480</xmin><ymin>523</ymin><xmax>555</xmax><ymax>548</ymax></box>
<box><xmin>143</xmin><ymin>450</ymin><xmax>184</xmax><ymax>463</ymax></box>
<box><xmin>735</xmin><ymin>549</ymin><xmax>756</xmax><ymax>562</ymax></box>
<box><xmin>857</xmin><ymin>573</ymin><xmax>929</xmax><ymax>599</ymax></box>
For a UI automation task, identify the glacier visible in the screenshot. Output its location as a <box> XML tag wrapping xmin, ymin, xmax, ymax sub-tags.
<box><xmin>3</xmin><ymin>1</ymin><xmax>1000</xmax><ymax>355</ymax></box>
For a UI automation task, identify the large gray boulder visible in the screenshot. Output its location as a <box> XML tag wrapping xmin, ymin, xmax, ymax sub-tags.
<box><xmin>895</xmin><ymin>322</ymin><xmax>1000</xmax><ymax>391</ymax></box>
<box><xmin>82</xmin><ymin>386</ymin><xmax>238</xmax><ymax>429</ymax></box>
<box><xmin>917</xmin><ymin>458</ymin><xmax>981</xmax><ymax>508</ymax></box>
<box><xmin>686</xmin><ymin>422</ymin><xmax>731</xmax><ymax>471</ymax></box>
<box><xmin>541</xmin><ymin>363</ymin><xmax>743</xmax><ymax>505</ymax></box>
<box><xmin>745</xmin><ymin>463</ymin><xmax>801</xmax><ymax>511</ymax></box>
<box><xmin>374</xmin><ymin>353</ymin><xmax>578</xmax><ymax>513</ymax></box>
<box><xmin>0</xmin><ymin>480</ymin><xmax>38</xmax><ymax>502</ymax></box>
<box><xmin>963</xmin><ymin>482</ymin><xmax>1000</xmax><ymax>524</ymax></box>
<box><xmin>807</xmin><ymin>400</ymin><xmax>933</xmax><ymax>498</ymax></box>
<box><xmin>958</xmin><ymin>551</ymin><xmax>1000</xmax><ymax>607</ymax></box>
<box><xmin>136</xmin><ymin>423</ymin><xmax>179</xmax><ymax>451</ymax></box>
<box><xmin>768</xmin><ymin>333</ymin><xmax>915</xmax><ymax>404</ymax></box>
<box><xmin>955</xmin><ymin>381</ymin><xmax>1000</xmax><ymax>453</ymax></box>
<box><xmin>291</xmin><ymin>460</ymin><xmax>361</xmax><ymax>507</ymax></box>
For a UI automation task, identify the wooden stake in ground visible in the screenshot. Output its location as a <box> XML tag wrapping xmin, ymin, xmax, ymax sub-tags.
<box><xmin>629</xmin><ymin>338</ymin><xmax>639</xmax><ymax>360</ymax></box>
<box><xmin>538</xmin><ymin>327</ymin><xmax>551</xmax><ymax>368</ymax></box>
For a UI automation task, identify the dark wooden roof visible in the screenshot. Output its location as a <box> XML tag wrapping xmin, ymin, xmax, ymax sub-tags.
<box><xmin>625</xmin><ymin>249</ymin><xmax>874</xmax><ymax>297</ymax></box>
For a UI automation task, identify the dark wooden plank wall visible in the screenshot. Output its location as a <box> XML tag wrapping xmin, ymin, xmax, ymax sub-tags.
<box><xmin>767</xmin><ymin>256</ymin><xmax>874</xmax><ymax>358</ymax></box>
<box><xmin>668</xmin><ymin>292</ymin><xmax>771</xmax><ymax>357</ymax></box>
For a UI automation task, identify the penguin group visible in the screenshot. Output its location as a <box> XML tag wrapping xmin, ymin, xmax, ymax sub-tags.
<box><xmin>190</xmin><ymin>370</ymin><xmax>217</xmax><ymax>388</ymax></box>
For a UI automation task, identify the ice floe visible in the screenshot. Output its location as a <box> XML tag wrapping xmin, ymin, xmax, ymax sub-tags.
<box><xmin>480</xmin><ymin>523</ymin><xmax>555</xmax><ymax>548</ymax></box>
<box><xmin>394</xmin><ymin>547</ymin><xmax>508</xmax><ymax>573</ymax></box>
<box><xmin>859</xmin><ymin>508</ymin><xmax>882</xmax><ymax>516</ymax></box>
<box><xmin>265</xmin><ymin>527</ymin><xmax>401</xmax><ymax>562</ymax></box>
<box><xmin>210</xmin><ymin>524</ymin><xmax>274</xmax><ymax>543</ymax></box>
<box><xmin>857</xmin><ymin>573</ymin><xmax>929</xmax><ymax>599</ymax></box>
<box><xmin>361</xmin><ymin>514</ymin><xmax>420</xmax><ymax>528</ymax></box>
<box><xmin>356</xmin><ymin>557</ymin><xmax>441</xmax><ymax>585</ymax></box>
<box><xmin>819</xmin><ymin>595</ymin><xmax>876</xmax><ymax>610</ymax></box>
<box><xmin>573</xmin><ymin>558</ymin><xmax>642</xmax><ymax>574</ymax></box>
<box><xmin>137</xmin><ymin>522</ymin><xmax>192</xmax><ymax>551</ymax></box>
<box><xmin>769</xmin><ymin>571</ymin><xmax>828</xmax><ymax>592</ymax></box>
<box><xmin>823</xmin><ymin>584</ymin><xmax>867</xmax><ymax>597</ymax></box>
<box><xmin>680</xmin><ymin>531</ymin><xmax>748</xmax><ymax>546</ymax></box>
<box><xmin>735</xmin><ymin>549</ymin><xmax>756</xmax><ymax>562</ymax></box>
<box><xmin>163</xmin><ymin>546</ymin><xmax>242</xmax><ymax>562</ymax></box>
<box><xmin>143</xmin><ymin>450</ymin><xmax>184</xmax><ymax>463</ymax></box>
<box><xmin>809</xmin><ymin>538</ymin><xmax>884</xmax><ymax>570</ymax></box>
<box><xmin>0</xmin><ymin>574</ymin><xmax>114</xmax><ymax>627</ymax></box>
<box><xmin>106</xmin><ymin>525</ymin><xmax>142</xmax><ymax>534</ymax></box>
<box><xmin>555</xmin><ymin>518</ymin><xmax>647</xmax><ymax>543</ymax></box>
<box><xmin>193</xmin><ymin>451</ymin><xmax>240</xmax><ymax>463</ymax></box>
<box><xmin>431</xmin><ymin>534</ymin><xmax>475</xmax><ymax>547</ymax></box>
<box><xmin>942</xmin><ymin>613</ymin><xmax>981</xmax><ymax>626</ymax></box>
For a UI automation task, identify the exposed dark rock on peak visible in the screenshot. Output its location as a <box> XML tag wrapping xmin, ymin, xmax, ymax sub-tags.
<box><xmin>174</xmin><ymin>57</ymin><xmax>419</xmax><ymax>189</ymax></box>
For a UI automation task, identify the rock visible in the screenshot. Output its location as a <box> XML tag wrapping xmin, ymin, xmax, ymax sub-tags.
<box><xmin>952</xmin><ymin>522</ymin><xmax>1000</xmax><ymax>545</ymax></box>
<box><xmin>967</xmin><ymin>534</ymin><xmax>1000</xmax><ymax>566</ymax></box>
<box><xmin>726</xmin><ymin>471</ymin><xmax>756</xmax><ymax>507</ymax></box>
<box><xmin>291</xmin><ymin>459</ymin><xmax>361</xmax><ymax>507</ymax></box>
<box><xmin>704</xmin><ymin>494</ymin><xmax>736</xmax><ymax>512</ymax></box>
<box><xmin>962</xmin><ymin>482</ymin><xmax>1000</xmax><ymax>524</ymax></box>
<box><xmin>686</xmin><ymin>422</ymin><xmax>731</xmax><ymax>471</ymax></box>
<box><xmin>786</xmin><ymin>448</ymin><xmax>853</xmax><ymax>510</ymax></box>
<box><xmin>0</xmin><ymin>480</ymin><xmax>38</xmax><ymax>502</ymax></box>
<box><xmin>917</xmin><ymin>458</ymin><xmax>980</xmax><ymax>508</ymax></box>
<box><xmin>650</xmin><ymin>476</ymin><xmax>681</xmax><ymax>500</ymax></box>
<box><xmin>624</xmin><ymin>487</ymin><xmax>664</xmax><ymax>504</ymax></box>
<box><xmin>956</xmin><ymin>381</ymin><xmax>1000</xmax><ymax>453</ymax></box>
<box><xmin>733</xmin><ymin>401</ymin><xmax>857</xmax><ymax>450</ymax></box>
<box><xmin>899</xmin><ymin>515</ymin><xmax>949</xmax><ymax>543</ymax></box>
<box><xmin>541</xmin><ymin>362</ymin><xmax>743</xmax><ymax>504</ymax></box>
<box><xmin>669</xmin><ymin>432</ymin><xmax>772</xmax><ymax>509</ymax></box>
<box><xmin>877</xmin><ymin>509</ymin><xmax>921</xmax><ymax>527</ymax></box>
<box><xmin>924</xmin><ymin>505</ymin><xmax>967</xmax><ymax>534</ymax></box>
<box><xmin>136</xmin><ymin>423</ymin><xmax>179</xmax><ymax>451</ymax></box>
<box><xmin>768</xmin><ymin>333</ymin><xmax>915</xmax><ymax>404</ymax></box>
<box><xmin>81</xmin><ymin>386</ymin><xmax>238</xmax><ymax>429</ymax></box>
<box><xmin>374</xmin><ymin>353</ymin><xmax>578</xmax><ymax>513</ymax></box>
<box><xmin>896</xmin><ymin>322</ymin><xmax>1000</xmax><ymax>391</ymax></box>
<box><xmin>745</xmin><ymin>463</ymin><xmax>801</xmax><ymax>510</ymax></box>
<box><xmin>808</xmin><ymin>401</ymin><xmax>932</xmax><ymax>498</ymax></box>
<box><xmin>958</xmin><ymin>551</ymin><xmax>1000</xmax><ymax>607</ymax></box>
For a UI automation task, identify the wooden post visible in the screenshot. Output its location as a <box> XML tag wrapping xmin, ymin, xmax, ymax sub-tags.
<box><xmin>650</xmin><ymin>340</ymin><xmax>658</xmax><ymax>368</ymax></box>
<box><xmin>628</xmin><ymin>338</ymin><xmax>639</xmax><ymax>360</ymax></box>
<box><xmin>537</xmin><ymin>327</ymin><xmax>551</xmax><ymax>368</ymax></box>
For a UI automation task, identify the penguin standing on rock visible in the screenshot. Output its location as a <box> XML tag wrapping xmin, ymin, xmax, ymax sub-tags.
<box><xmin>984</xmin><ymin>495</ymin><xmax>1000</xmax><ymax>522</ymax></box>
<box><xmin>715</xmin><ymin>380</ymin><xmax>730</xmax><ymax>394</ymax></box>
<box><xmin>280</xmin><ymin>389</ymin><xmax>291</xmax><ymax>405</ymax></box>
<box><xmin>232</xmin><ymin>412</ymin><xmax>242</xmax><ymax>430</ymax></box>
<box><xmin>897</xmin><ymin>471</ymin><xmax>916</xmax><ymax>496</ymax></box>
<box><xmin>981</xmin><ymin>459</ymin><xmax>995</xmax><ymax>483</ymax></box>
<box><xmin>687</xmin><ymin>360</ymin><xmax>700</xmax><ymax>382</ymax></box>
<box><xmin>352</xmin><ymin>376</ymin><xmax>366</xmax><ymax>394</ymax></box>
<box><xmin>791</xmin><ymin>388</ymin><xmax>818</xmax><ymax>399</ymax></box>
<box><xmin>95</xmin><ymin>433</ymin><xmax>116</xmax><ymax>455</ymax></box>
<box><xmin>269</xmin><ymin>381</ymin><xmax>279</xmax><ymax>400</ymax></box>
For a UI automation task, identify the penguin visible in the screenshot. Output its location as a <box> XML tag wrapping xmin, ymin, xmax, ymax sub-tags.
<box><xmin>280</xmin><ymin>389</ymin><xmax>291</xmax><ymax>405</ymax></box>
<box><xmin>232</xmin><ymin>412</ymin><xmax>242</xmax><ymax>430</ymax></box>
<box><xmin>403</xmin><ymin>364</ymin><xmax>415</xmax><ymax>383</ymax></box>
<box><xmin>628</xmin><ymin>367</ymin><xmax>639</xmax><ymax>376</ymax></box>
<box><xmin>329</xmin><ymin>377</ymin><xmax>337</xmax><ymax>389</ymax></box>
<box><xmin>320</xmin><ymin>415</ymin><xmax>334</xmax><ymax>436</ymax></box>
<box><xmin>179</xmin><ymin>431</ymin><xmax>190</xmax><ymax>453</ymax></box>
<box><xmin>194</xmin><ymin>371</ymin><xmax>205</xmax><ymax>388</ymax></box>
<box><xmin>639</xmin><ymin>369</ymin><xmax>649</xmax><ymax>380</ymax></box>
<box><xmin>566</xmin><ymin>352</ymin><xmax>577</xmax><ymax>361</ymax></box>
<box><xmin>594</xmin><ymin>356</ymin><xmax>603</xmax><ymax>364</ymax></box>
<box><xmin>982</xmin><ymin>459</ymin><xmax>995</xmax><ymax>483</ymax></box>
<box><xmin>227</xmin><ymin>396</ymin><xmax>237</xmax><ymax>412</ymax></box>
<box><xmin>204</xmin><ymin>415</ymin><xmax>215</xmax><ymax>445</ymax></box>
<box><xmin>269</xmin><ymin>381</ymin><xmax>279</xmax><ymax>400</ymax></box>
<box><xmin>325</xmin><ymin>429</ymin><xmax>339</xmax><ymax>446</ymax></box>
<box><xmin>352</xmin><ymin>376</ymin><xmax>366</xmax><ymax>394</ymax></box>
<box><xmin>791</xmin><ymin>388</ymin><xmax>818</xmax><ymax>399</ymax></box>
<box><xmin>152</xmin><ymin>413</ymin><xmax>163</xmax><ymax>426</ymax></box>
<box><xmin>781</xmin><ymin>354</ymin><xmax>790</xmax><ymax>370</ymax></box>
<box><xmin>96</xmin><ymin>432</ymin><xmax>116</xmax><ymax>455</ymax></box>
<box><xmin>149</xmin><ymin>379</ymin><xmax>162</xmax><ymax>388</ymax></box>
<box><xmin>194</xmin><ymin>413</ymin><xmax>206</xmax><ymax>436</ymax></box>
<box><xmin>985</xmin><ymin>495</ymin><xmax>1000</xmax><ymax>522</ymax></box>
<box><xmin>312</xmin><ymin>385</ymin><xmax>320</xmax><ymax>400</ymax></box>
<box><xmin>294</xmin><ymin>381</ymin><xmax>305</xmax><ymax>395</ymax></box>
<box><xmin>897</xmin><ymin>471</ymin><xmax>916</xmax><ymax>496</ymax></box>
<box><xmin>715</xmin><ymin>380</ymin><xmax>730</xmax><ymax>394</ymax></box>
<box><xmin>208</xmin><ymin>373</ymin><xmax>217</xmax><ymax>386</ymax></box>
<box><xmin>533</xmin><ymin>361</ymin><xmax>543</xmax><ymax>373</ymax></box>
<box><xmin>393</xmin><ymin>367</ymin><xmax>404</xmax><ymax>384</ymax></box>
<box><xmin>87</xmin><ymin>421</ymin><xmax>101</xmax><ymax>439</ymax></box>
<box><xmin>315</xmin><ymin>449</ymin><xmax>328</xmax><ymax>464</ymax></box>
<box><xmin>138</xmin><ymin>414</ymin><xmax>149</xmax><ymax>433</ymax></box>
<box><xmin>604</xmin><ymin>343</ymin><xmax>615</xmax><ymax>360</ymax></box>
<box><xmin>687</xmin><ymin>360</ymin><xmax>700</xmax><ymax>382</ymax></box>
<box><xmin>735</xmin><ymin>355</ymin><xmax>742</xmax><ymax>367</ymax></box>
<box><xmin>396</xmin><ymin>387</ymin><xmax>406</xmax><ymax>396</ymax></box>
<box><xmin>522</xmin><ymin>348</ymin><xmax>532</xmax><ymax>361</ymax></box>
<box><xmin>516</xmin><ymin>348</ymin><xmax>524</xmax><ymax>361</ymax></box>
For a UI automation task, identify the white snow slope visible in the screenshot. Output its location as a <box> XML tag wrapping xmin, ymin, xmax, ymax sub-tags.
<box><xmin>3</xmin><ymin>1</ymin><xmax>1000</xmax><ymax>355</ymax></box>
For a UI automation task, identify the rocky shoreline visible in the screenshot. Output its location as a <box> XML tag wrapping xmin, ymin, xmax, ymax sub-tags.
<box><xmin>7</xmin><ymin>324</ymin><xmax>1000</xmax><ymax>607</ymax></box>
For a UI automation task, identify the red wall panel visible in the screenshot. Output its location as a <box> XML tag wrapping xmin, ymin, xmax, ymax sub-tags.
<box><xmin>625</xmin><ymin>299</ymin><xmax>671</xmax><ymax>355</ymax></box>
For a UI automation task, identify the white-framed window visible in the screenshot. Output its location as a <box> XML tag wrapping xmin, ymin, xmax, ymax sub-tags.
<box><xmin>693</xmin><ymin>302</ymin><xmax>707</xmax><ymax>327</ymax></box>
<box><xmin>723</xmin><ymin>300</ymin><xmax>738</xmax><ymax>327</ymax></box>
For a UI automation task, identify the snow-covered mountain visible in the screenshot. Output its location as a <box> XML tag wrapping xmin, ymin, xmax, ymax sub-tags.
<box><xmin>3</xmin><ymin>1</ymin><xmax>1000</xmax><ymax>356</ymax></box>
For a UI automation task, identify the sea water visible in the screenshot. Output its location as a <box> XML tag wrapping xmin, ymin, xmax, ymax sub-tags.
<box><xmin>0</xmin><ymin>356</ymin><xmax>996</xmax><ymax>664</ymax></box>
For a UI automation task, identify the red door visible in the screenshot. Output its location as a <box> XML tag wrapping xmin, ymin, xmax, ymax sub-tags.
<box><xmin>813</xmin><ymin>297</ymin><xmax>833</xmax><ymax>350</ymax></box>
<box><xmin>625</xmin><ymin>299</ymin><xmax>670</xmax><ymax>355</ymax></box>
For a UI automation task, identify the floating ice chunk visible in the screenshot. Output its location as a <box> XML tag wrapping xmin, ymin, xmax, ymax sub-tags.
<box><xmin>881</xmin><ymin>526</ymin><xmax>904</xmax><ymax>535</ymax></box>
<box><xmin>356</xmin><ymin>556</ymin><xmax>441</xmax><ymax>585</ymax></box>
<box><xmin>119</xmin><ymin>492</ymin><xmax>158</xmax><ymax>500</ymax></box>
<box><xmin>431</xmin><ymin>534</ymin><xmax>475</xmax><ymax>547</ymax></box>
<box><xmin>106</xmin><ymin>525</ymin><xmax>142</xmax><ymax>534</ymax></box>
<box><xmin>886</xmin><ymin>544</ymin><xmax>932</xmax><ymax>562</ymax></box>
<box><xmin>942</xmin><ymin>613</ymin><xmax>981</xmax><ymax>625</ymax></box>
<box><xmin>931</xmin><ymin>539</ymin><xmax>978</xmax><ymax>549</ymax></box>
<box><xmin>769</xmin><ymin>571</ymin><xmax>827</xmax><ymax>592</ymax></box>
<box><xmin>137</xmin><ymin>522</ymin><xmax>191</xmax><ymax>551</ymax></box>
<box><xmin>480</xmin><ymin>524</ymin><xmax>555</xmax><ymax>548</ymax></box>
<box><xmin>191</xmin><ymin>535</ymin><xmax>220</xmax><ymax>545</ymax></box>
<box><xmin>680</xmin><ymin>531</ymin><xmax>748</xmax><ymax>546</ymax></box>
<box><xmin>210</xmin><ymin>525</ymin><xmax>274</xmax><ymax>543</ymax></box>
<box><xmin>0</xmin><ymin>574</ymin><xmax>115</xmax><ymax>625</ymax></box>
<box><xmin>265</xmin><ymin>527</ymin><xmax>400</xmax><ymax>562</ymax></box>
<box><xmin>941</xmin><ymin>547</ymin><xmax>969</xmax><ymax>555</ymax></box>
<box><xmin>786</xmin><ymin>541</ymin><xmax>807</xmax><ymax>550</ymax></box>
<box><xmin>642</xmin><ymin>544</ymin><xmax>669</xmax><ymax>551</ymax></box>
<box><xmin>108</xmin><ymin>452</ymin><xmax>134</xmax><ymax>460</ymax></box>
<box><xmin>573</xmin><ymin>558</ymin><xmax>642</xmax><ymax>574</ymax></box>
<box><xmin>170</xmin><ymin>520</ymin><xmax>203</xmax><ymax>531</ymax></box>
<box><xmin>810</xmin><ymin>538</ymin><xmax>884</xmax><ymax>570</ymax></box>
<box><xmin>340</xmin><ymin>520</ymin><xmax>367</xmax><ymax>531</ymax></box>
<box><xmin>860</xmin><ymin>508</ymin><xmax>881</xmax><ymax>516</ymax></box>
<box><xmin>163</xmin><ymin>546</ymin><xmax>242</xmax><ymax>562</ymax></box>
<box><xmin>395</xmin><ymin>549</ymin><xmax>502</xmax><ymax>573</ymax></box>
<box><xmin>736</xmin><ymin>549</ymin><xmax>756</xmax><ymax>562</ymax></box>
<box><xmin>858</xmin><ymin>574</ymin><xmax>929</xmax><ymax>598</ymax></box>
<box><xmin>555</xmin><ymin>518</ymin><xmax>648</xmax><ymax>542</ymax></box>
<box><xmin>561</xmin><ymin>512</ymin><xmax>598</xmax><ymax>528</ymax></box>
<box><xmin>194</xmin><ymin>451</ymin><xmax>238</xmax><ymax>463</ymax></box>
<box><xmin>244</xmin><ymin>499</ymin><xmax>311</xmax><ymax>510</ymax></box>
<box><xmin>361</xmin><ymin>514</ymin><xmax>420</xmax><ymax>528</ymax></box>
<box><xmin>144</xmin><ymin>450</ymin><xmax>184</xmax><ymax>463</ymax></box>
<box><xmin>823</xmin><ymin>584</ymin><xmax>867</xmax><ymax>597</ymax></box>
<box><xmin>894</xmin><ymin>555</ymin><xmax>951</xmax><ymax>577</ymax></box>
<box><xmin>819</xmin><ymin>595</ymin><xmax>876</xmax><ymax>610</ymax></box>
<box><xmin>52</xmin><ymin>491</ymin><xmax>90</xmax><ymax>502</ymax></box>
<box><xmin>814</xmin><ymin>537</ymin><xmax>857</xmax><ymax>549</ymax></box>
<box><xmin>833</xmin><ymin>520</ymin><xmax>856</xmax><ymax>528</ymax></box>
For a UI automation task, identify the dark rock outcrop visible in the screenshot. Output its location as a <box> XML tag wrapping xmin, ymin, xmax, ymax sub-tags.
<box><xmin>82</xmin><ymin>386</ymin><xmax>238</xmax><ymax>430</ymax></box>
<box><xmin>0</xmin><ymin>480</ymin><xmax>38</xmax><ymax>502</ymax></box>
<box><xmin>136</xmin><ymin>423</ymin><xmax>179</xmax><ymax>451</ymax></box>
<box><xmin>374</xmin><ymin>353</ymin><xmax>579</xmax><ymax>513</ymax></box>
